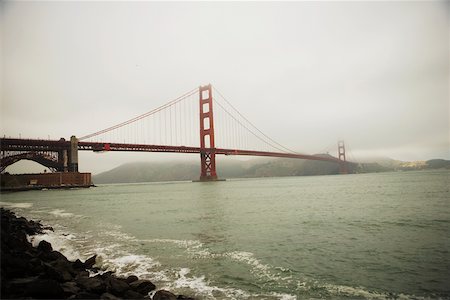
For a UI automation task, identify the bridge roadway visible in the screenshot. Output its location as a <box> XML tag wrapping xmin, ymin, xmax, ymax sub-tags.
<box><xmin>1</xmin><ymin>138</ymin><xmax>342</xmax><ymax>164</ymax></box>
<box><xmin>80</xmin><ymin>142</ymin><xmax>342</xmax><ymax>163</ymax></box>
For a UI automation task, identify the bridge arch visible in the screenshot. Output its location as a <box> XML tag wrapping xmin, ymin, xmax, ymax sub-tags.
<box><xmin>1</xmin><ymin>152</ymin><xmax>63</xmax><ymax>173</ymax></box>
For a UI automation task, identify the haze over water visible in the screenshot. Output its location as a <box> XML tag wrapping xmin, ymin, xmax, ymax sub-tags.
<box><xmin>1</xmin><ymin>170</ymin><xmax>449</xmax><ymax>299</ymax></box>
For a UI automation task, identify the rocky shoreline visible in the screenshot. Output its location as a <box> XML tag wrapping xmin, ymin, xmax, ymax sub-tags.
<box><xmin>1</xmin><ymin>208</ymin><xmax>193</xmax><ymax>300</ymax></box>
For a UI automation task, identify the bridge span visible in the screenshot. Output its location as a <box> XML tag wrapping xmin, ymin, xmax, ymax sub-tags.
<box><xmin>1</xmin><ymin>84</ymin><xmax>349</xmax><ymax>180</ymax></box>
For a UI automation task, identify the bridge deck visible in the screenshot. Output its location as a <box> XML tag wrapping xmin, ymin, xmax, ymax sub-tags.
<box><xmin>1</xmin><ymin>138</ymin><xmax>343</xmax><ymax>164</ymax></box>
<box><xmin>78</xmin><ymin>142</ymin><xmax>342</xmax><ymax>163</ymax></box>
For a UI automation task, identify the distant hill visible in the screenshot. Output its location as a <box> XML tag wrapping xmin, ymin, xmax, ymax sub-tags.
<box><xmin>425</xmin><ymin>159</ymin><xmax>450</xmax><ymax>169</ymax></box>
<box><xmin>92</xmin><ymin>156</ymin><xmax>450</xmax><ymax>184</ymax></box>
<box><xmin>94</xmin><ymin>154</ymin><xmax>343</xmax><ymax>184</ymax></box>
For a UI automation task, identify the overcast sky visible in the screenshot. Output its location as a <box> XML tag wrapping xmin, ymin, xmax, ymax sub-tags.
<box><xmin>1</xmin><ymin>1</ymin><xmax>449</xmax><ymax>174</ymax></box>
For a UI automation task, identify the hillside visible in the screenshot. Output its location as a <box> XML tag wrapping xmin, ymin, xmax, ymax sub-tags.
<box><xmin>93</xmin><ymin>155</ymin><xmax>343</xmax><ymax>184</ymax></box>
<box><xmin>93</xmin><ymin>157</ymin><xmax>450</xmax><ymax>184</ymax></box>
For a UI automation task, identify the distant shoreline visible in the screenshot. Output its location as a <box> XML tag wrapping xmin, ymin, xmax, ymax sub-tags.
<box><xmin>91</xmin><ymin>158</ymin><xmax>450</xmax><ymax>185</ymax></box>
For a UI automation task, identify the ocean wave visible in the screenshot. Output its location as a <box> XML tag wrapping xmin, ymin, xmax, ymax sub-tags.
<box><xmin>320</xmin><ymin>283</ymin><xmax>428</xmax><ymax>300</ymax></box>
<box><xmin>141</xmin><ymin>238</ymin><xmax>203</xmax><ymax>249</ymax></box>
<box><xmin>20</xmin><ymin>217</ymin><xmax>424</xmax><ymax>300</ymax></box>
<box><xmin>48</xmin><ymin>209</ymin><xmax>75</xmax><ymax>217</ymax></box>
<box><xmin>0</xmin><ymin>201</ymin><xmax>33</xmax><ymax>208</ymax></box>
<box><xmin>226</xmin><ymin>251</ymin><xmax>274</xmax><ymax>280</ymax></box>
<box><xmin>99</xmin><ymin>254</ymin><xmax>161</xmax><ymax>278</ymax></box>
<box><xmin>26</xmin><ymin>228</ymin><xmax>421</xmax><ymax>300</ymax></box>
<box><xmin>168</xmin><ymin>267</ymin><xmax>251</xmax><ymax>300</ymax></box>
<box><xmin>27</xmin><ymin>230</ymin><xmax>83</xmax><ymax>261</ymax></box>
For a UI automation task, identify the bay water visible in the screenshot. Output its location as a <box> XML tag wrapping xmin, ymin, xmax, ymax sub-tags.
<box><xmin>1</xmin><ymin>170</ymin><xmax>449</xmax><ymax>299</ymax></box>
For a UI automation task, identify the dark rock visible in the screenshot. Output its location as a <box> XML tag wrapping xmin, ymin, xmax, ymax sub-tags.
<box><xmin>76</xmin><ymin>269</ymin><xmax>90</xmax><ymax>278</ymax></box>
<box><xmin>177</xmin><ymin>296</ymin><xmax>195</xmax><ymax>300</ymax></box>
<box><xmin>75</xmin><ymin>291</ymin><xmax>101</xmax><ymax>299</ymax></box>
<box><xmin>123</xmin><ymin>289</ymin><xmax>145</xmax><ymax>299</ymax></box>
<box><xmin>107</xmin><ymin>276</ymin><xmax>130</xmax><ymax>295</ymax></box>
<box><xmin>29</xmin><ymin>257</ymin><xmax>45</xmax><ymax>273</ymax></box>
<box><xmin>84</xmin><ymin>254</ymin><xmax>97</xmax><ymax>268</ymax></box>
<box><xmin>61</xmin><ymin>281</ymin><xmax>81</xmax><ymax>296</ymax></box>
<box><xmin>43</xmin><ymin>225</ymin><xmax>54</xmax><ymax>231</ymax></box>
<box><xmin>125</xmin><ymin>275</ymin><xmax>139</xmax><ymax>284</ymax></box>
<box><xmin>39</xmin><ymin>249</ymin><xmax>69</xmax><ymax>262</ymax></box>
<box><xmin>6</xmin><ymin>276</ymin><xmax>40</xmax><ymax>296</ymax></box>
<box><xmin>37</xmin><ymin>240</ymin><xmax>53</xmax><ymax>252</ymax></box>
<box><xmin>101</xmin><ymin>292</ymin><xmax>122</xmax><ymax>300</ymax></box>
<box><xmin>44</xmin><ymin>260</ymin><xmax>74</xmax><ymax>282</ymax></box>
<box><xmin>77</xmin><ymin>276</ymin><xmax>107</xmax><ymax>294</ymax></box>
<box><xmin>73</xmin><ymin>258</ymin><xmax>85</xmax><ymax>270</ymax></box>
<box><xmin>129</xmin><ymin>279</ymin><xmax>156</xmax><ymax>295</ymax></box>
<box><xmin>3</xmin><ymin>254</ymin><xmax>31</xmax><ymax>277</ymax></box>
<box><xmin>95</xmin><ymin>271</ymin><xmax>114</xmax><ymax>280</ymax></box>
<box><xmin>42</xmin><ymin>261</ymin><xmax>68</xmax><ymax>282</ymax></box>
<box><xmin>1</xmin><ymin>209</ymin><xmax>186</xmax><ymax>300</ymax></box>
<box><xmin>153</xmin><ymin>290</ymin><xmax>177</xmax><ymax>300</ymax></box>
<box><xmin>25</xmin><ymin>278</ymin><xmax>65</xmax><ymax>299</ymax></box>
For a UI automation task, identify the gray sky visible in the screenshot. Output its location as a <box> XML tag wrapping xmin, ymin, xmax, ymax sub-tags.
<box><xmin>1</xmin><ymin>1</ymin><xmax>449</xmax><ymax>174</ymax></box>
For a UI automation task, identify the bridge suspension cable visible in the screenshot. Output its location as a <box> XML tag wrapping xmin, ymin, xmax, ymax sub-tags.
<box><xmin>79</xmin><ymin>88</ymin><xmax>198</xmax><ymax>141</ymax></box>
<box><xmin>79</xmin><ymin>85</ymin><xmax>309</xmax><ymax>157</ymax></box>
<box><xmin>213</xmin><ymin>86</ymin><xmax>300</xmax><ymax>154</ymax></box>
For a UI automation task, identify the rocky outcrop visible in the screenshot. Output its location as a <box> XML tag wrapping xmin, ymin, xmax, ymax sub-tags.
<box><xmin>1</xmin><ymin>208</ymin><xmax>194</xmax><ymax>299</ymax></box>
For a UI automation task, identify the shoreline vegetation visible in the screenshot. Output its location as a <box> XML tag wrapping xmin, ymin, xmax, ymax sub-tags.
<box><xmin>1</xmin><ymin>208</ymin><xmax>194</xmax><ymax>300</ymax></box>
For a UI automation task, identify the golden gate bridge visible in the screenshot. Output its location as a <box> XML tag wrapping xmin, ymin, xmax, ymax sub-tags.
<box><xmin>1</xmin><ymin>84</ymin><xmax>349</xmax><ymax>181</ymax></box>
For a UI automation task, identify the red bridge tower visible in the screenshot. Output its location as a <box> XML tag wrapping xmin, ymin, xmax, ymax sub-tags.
<box><xmin>338</xmin><ymin>140</ymin><xmax>348</xmax><ymax>174</ymax></box>
<box><xmin>199</xmin><ymin>84</ymin><xmax>218</xmax><ymax>181</ymax></box>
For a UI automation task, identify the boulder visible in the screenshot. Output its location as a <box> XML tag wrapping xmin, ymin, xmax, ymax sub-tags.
<box><xmin>24</xmin><ymin>278</ymin><xmax>65</xmax><ymax>299</ymax></box>
<box><xmin>123</xmin><ymin>289</ymin><xmax>145</xmax><ymax>299</ymax></box>
<box><xmin>5</xmin><ymin>276</ymin><xmax>40</xmax><ymax>297</ymax></box>
<box><xmin>107</xmin><ymin>276</ymin><xmax>130</xmax><ymax>295</ymax></box>
<box><xmin>76</xmin><ymin>276</ymin><xmax>106</xmax><ymax>294</ymax></box>
<box><xmin>100</xmin><ymin>292</ymin><xmax>121</xmax><ymax>300</ymax></box>
<box><xmin>75</xmin><ymin>269</ymin><xmax>90</xmax><ymax>278</ymax></box>
<box><xmin>37</xmin><ymin>240</ymin><xmax>52</xmax><ymax>252</ymax></box>
<box><xmin>46</xmin><ymin>257</ymin><xmax>77</xmax><ymax>279</ymax></box>
<box><xmin>61</xmin><ymin>281</ymin><xmax>81</xmax><ymax>296</ymax></box>
<box><xmin>42</xmin><ymin>261</ymin><xmax>71</xmax><ymax>282</ymax></box>
<box><xmin>3</xmin><ymin>253</ymin><xmax>31</xmax><ymax>277</ymax></box>
<box><xmin>177</xmin><ymin>296</ymin><xmax>195</xmax><ymax>300</ymax></box>
<box><xmin>39</xmin><ymin>249</ymin><xmax>69</xmax><ymax>262</ymax></box>
<box><xmin>75</xmin><ymin>291</ymin><xmax>101</xmax><ymax>299</ymax></box>
<box><xmin>84</xmin><ymin>254</ymin><xmax>97</xmax><ymax>268</ymax></box>
<box><xmin>125</xmin><ymin>275</ymin><xmax>139</xmax><ymax>284</ymax></box>
<box><xmin>72</xmin><ymin>259</ymin><xmax>85</xmax><ymax>270</ymax></box>
<box><xmin>129</xmin><ymin>279</ymin><xmax>156</xmax><ymax>295</ymax></box>
<box><xmin>153</xmin><ymin>290</ymin><xmax>177</xmax><ymax>300</ymax></box>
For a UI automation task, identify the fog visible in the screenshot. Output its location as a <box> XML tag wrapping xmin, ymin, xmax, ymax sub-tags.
<box><xmin>1</xmin><ymin>1</ymin><xmax>449</xmax><ymax>174</ymax></box>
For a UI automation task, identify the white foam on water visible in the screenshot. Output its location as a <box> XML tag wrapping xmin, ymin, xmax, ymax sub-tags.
<box><xmin>136</xmin><ymin>242</ymin><xmax>298</xmax><ymax>299</ymax></box>
<box><xmin>25</xmin><ymin>228</ymin><xmax>397</xmax><ymax>300</ymax></box>
<box><xmin>167</xmin><ymin>267</ymin><xmax>250</xmax><ymax>300</ymax></box>
<box><xmin>141</xmin><ymin>238</ymin><xmax>203</xmax><ymax>249</ymax></box>
<box><xmin>322</xmin><ymin>283</ymin><xmax>388</xmax><ymax>299</ymax></box>
<box><xmin>318</xmin><ymin>282</ymin><xmax>425</xmax><ymax>300</ymax></box>
<box><xmin>86</xmin><ymin>236</ymin><xmax>170</xmax><ymax>282</ymax></box>
<box><xmin>48</xmin><ymin>209</ymin><xmax>74</xmax><ymax>217</ymax></box>
<box><xmin>168</xmin><ymin>267</ymin><xmax>298</xmax><ymax>300</ymax></box>
<box><xmin>225</xmin><ymin>251</ymin><xmax>282</xmax><ymax>282</ymax></box>
<box><xmin>100</xmin><ymin>230</ymin><xmax>138</xmax><ymax>242</ymax></box>
<box><xmin>141</xmin><ymin>238</ymin><xmax>217</xmax><ymax>260</ymax></box>
<box><xmin>269</xmin><ymin>292</ymin><xmax>298</xmax><ymax>300</ymax></box>
<box><xmin>100</xmin><ymin>254</ymin><xmax>161</xmax><ymax>277</ymax></box>
<box><xmin>27</xmin><ymin>230</ymin><xmax>83</xmax><ymax>261</ymax></box>
<box><xmin>0</xmin><ymin>201</ymin><xmax>33</xmax><ymax>208</ymax></box>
